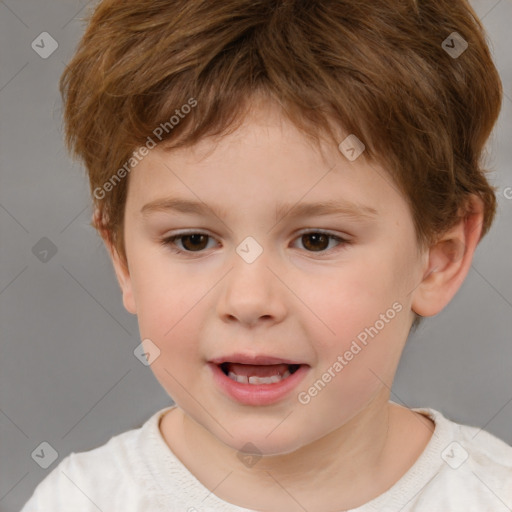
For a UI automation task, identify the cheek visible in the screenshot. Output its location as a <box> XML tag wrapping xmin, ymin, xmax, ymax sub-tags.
<box><xmin>135</xmin><ymin>285</ymin><xmax>205</xmax><ymax>393</ymax></box>
<box><xmin>298</xmin><ymin>283</ymin><xmax>406</xmax><ymax>425</ymax></box>
<box><xmin>300</xmin><ymin>259</ymin><xmax>400</xmax><ymax>340</ymax></box>
<box><xmin>296</xmin><ymin>256</ymin><xmax>408</xmax><ymax>395</ymax></box>
<box><xmin>127</xmin><ymin>251</ymin><xmax>199</xmax><ymax>343</ymax></box>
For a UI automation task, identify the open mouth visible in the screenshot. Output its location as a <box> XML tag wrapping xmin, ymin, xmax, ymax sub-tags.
<box><xmin>218</xmin><ymin>362</ymin><xmax>301</xmax><ymax>385</ymax></box>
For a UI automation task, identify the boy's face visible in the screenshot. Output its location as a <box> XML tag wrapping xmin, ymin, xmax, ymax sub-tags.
<box><xmin>113</xmin><ymin>102</ymin><xmax>428</xmax><ymax>455</ymax></box>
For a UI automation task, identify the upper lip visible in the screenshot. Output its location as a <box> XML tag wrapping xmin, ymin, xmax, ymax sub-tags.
<box><xmin>209</xmin><ymin>353</ymin><xmax>306</xmax><ymax>366</ymax></box>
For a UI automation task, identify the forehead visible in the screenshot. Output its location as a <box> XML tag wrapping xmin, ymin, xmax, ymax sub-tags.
<box><xmin>127</xmin><ymin>104</ymin><xmax>407</xmax><ymax>222</ymax></box>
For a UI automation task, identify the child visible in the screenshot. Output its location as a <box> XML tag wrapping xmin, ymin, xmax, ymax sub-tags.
<box><xmin>22</xmin><ymin>0</ymin><xmax>512</xmax><ymax>510</ymax></box>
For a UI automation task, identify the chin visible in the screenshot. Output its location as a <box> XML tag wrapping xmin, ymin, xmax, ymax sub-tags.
<box><xmin>215</xmin><ymin>420</ymin><xmax>311</xmax><ymax>457</ymax></box>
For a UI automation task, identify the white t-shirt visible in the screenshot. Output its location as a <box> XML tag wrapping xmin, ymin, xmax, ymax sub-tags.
<box><xmin>20</xmin><ymin>404</ymin><xmax>512</xmax><ymax>512</ymax></box>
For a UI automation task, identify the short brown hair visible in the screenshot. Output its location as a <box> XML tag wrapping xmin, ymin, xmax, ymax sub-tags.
<box><xmin>60</xmin><ymin>0</ymin><xmax>502</xmax><ymax>328</ymax></box>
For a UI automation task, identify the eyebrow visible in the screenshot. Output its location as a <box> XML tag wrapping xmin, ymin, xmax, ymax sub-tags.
<box><xmin>140</xmin><ymin>197</ymin><xmax>378</xmax><ymax>222</ymax></box>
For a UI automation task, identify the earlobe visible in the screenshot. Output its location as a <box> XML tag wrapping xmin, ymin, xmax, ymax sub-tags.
<box><xmin>411</xmin><ymin>196</ymin><xmax>484</xmax><ymax>318</ymax></box>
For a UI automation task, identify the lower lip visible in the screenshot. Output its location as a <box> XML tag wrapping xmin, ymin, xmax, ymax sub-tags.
<box><xmin>208</xmin><ymin>362</ymin><xmax>309</xmax><ymax>406</ymax></box>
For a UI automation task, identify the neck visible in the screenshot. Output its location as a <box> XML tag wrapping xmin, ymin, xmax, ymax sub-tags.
<box><xmin>163</xmin><ymin>389</ymin><xmax>429</xmax><ymax>511</ymax></box>
<box><xmin>231</xmin><ymin>391</ymin><xmax>391</xmax><ymax>482</ymax></box>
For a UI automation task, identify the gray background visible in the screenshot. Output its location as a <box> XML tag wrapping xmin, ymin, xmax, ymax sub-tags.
<box><xmin>0</xmin><ymin>1</ymin><xmax>511</xmax><ymax>511</ymax></box>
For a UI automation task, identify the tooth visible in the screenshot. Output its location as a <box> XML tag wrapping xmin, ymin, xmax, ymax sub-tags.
<box><xmin>249</xmin><ymin>375</ymin><xmax>280</xmax><ymax>384</ymax></box>
<box><xmin>227</xmin><ymin>370</ymin><xmax>292</xmax><ymax>385</ymax></box>
<box><xmin>228</xmin><ymin>371</ymin><xmax>248</xmax><ymax>384</ymax></box>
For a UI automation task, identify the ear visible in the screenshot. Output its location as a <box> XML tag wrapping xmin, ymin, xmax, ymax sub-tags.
<box><xmin>94</xmin><ymin>211</ymin><xmax>137</xmax><ymax>315</ymax></box>
<box><xmin>411</xmin><ymin>195</ymin><xmax>485</xmax><ymax>318</ymax></box>
<box><xmin>109</xmin><ymin>244</ymin><xmax>137</xmax><ymax>315</ymax></box>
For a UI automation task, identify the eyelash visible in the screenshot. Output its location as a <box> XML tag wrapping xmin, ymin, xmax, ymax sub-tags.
<box><xmin>160</xmin><ymin>230</ymin><xmax>350</xmax><ymax>257</ymax></box>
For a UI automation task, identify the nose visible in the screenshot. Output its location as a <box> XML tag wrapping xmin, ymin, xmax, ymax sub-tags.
<box><xmin>217</xmin><ymin>245</ymin><xmax>287</xmax><ymax>328</ymax></box>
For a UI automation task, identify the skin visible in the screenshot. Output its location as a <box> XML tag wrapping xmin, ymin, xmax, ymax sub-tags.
<box><xmin>105</xmin><ymin>99</ymin><xmax>484</xmax><ymax>511</ymax></box>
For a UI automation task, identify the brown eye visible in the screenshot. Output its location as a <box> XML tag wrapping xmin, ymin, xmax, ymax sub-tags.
<box><xmin>179</xmin><ymin>234</ymin><xmax>209</xmax><ymax>251</ymax></box>
<box><xmin>301</xmin><ymin>233</ymin><xmax>330</xmax><ymax>251</ymax></box>
<box><xmin>162</xmin><ymin>232</ymin><xmax>216</xmax><ymax>253</ymax></box>
<box><xmin>162</xmin><ymin>230</ymin><xmax>348</xmax><ymax>256</ymax></box>
<box><xmin>293</xmin><ymin>231</ymin><xmax>348</xmax><ymax>254</ymax></box>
